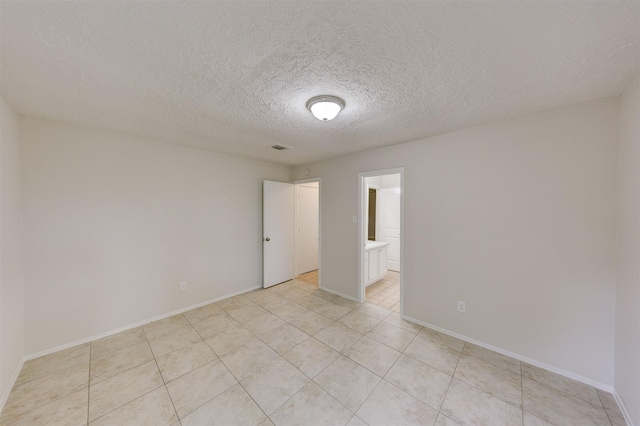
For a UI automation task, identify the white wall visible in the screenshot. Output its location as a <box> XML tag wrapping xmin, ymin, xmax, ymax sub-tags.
<box><xmin>615</xmin><ymin>77</ymin><xmax>640</xmax><ymax>425</ymax></box>
<box><xmin>21</xmin><ymin>118</ymin><xmax>291</xmax><ymax>354</ymax></box>
<box><xmin>0</xmin><ymin>98</ymin><xmax>24</xmax><ymax>404</ymax></box>
<box><xmin>294</xmin><ymin>98</ymin><xmax>619</xmax><ymax>386</ymax></box>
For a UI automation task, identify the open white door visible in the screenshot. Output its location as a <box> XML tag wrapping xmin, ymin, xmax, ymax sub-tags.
<box><xmin>263</xmin><ymin>180</ymin><xmax>295</xmax><ymax>288</ymax></box>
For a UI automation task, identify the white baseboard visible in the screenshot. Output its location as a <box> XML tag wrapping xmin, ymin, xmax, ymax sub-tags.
<box><xmin>403</xmin><ymin>314</ymin><xmax>613</xmax><ymax>392</ymax></box>
<box><xmin>0</xmin><ymin>357</ymin><xmax>24</xmax><ymax>414</ymax></box>
<box><xmin>317</xmin><ymin>285</ymin><xmax>359</xmax><ymax>302</ymax></box>
<box><xmin>24</xmin><ymin>285</ymin><xmax>261</xmax><ymax>361</ymax></box>
<box><xmin>613</xmin><ymin>389</ymin><xmax>634</xmax><ymax>426</ymax></box>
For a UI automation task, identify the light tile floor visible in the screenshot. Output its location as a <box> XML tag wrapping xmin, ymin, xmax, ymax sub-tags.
<box><xmin>296</xmin><ymin>270</ymin><xmax>318</xmax><ymax>287</ymax></box>
<box><xmin>1</xmin><ymin>279</ymin><xmax>626</xmax><ymax>425</ymax></box>
<box><xmin>299</xmin><ymin>269</ymin><xmax>401</xmax><ymax>312</ymax></box>
<box><xmin>366</xmin><ymin>271</ymin><xmax>400</xmax><ymax>311</ymax></box>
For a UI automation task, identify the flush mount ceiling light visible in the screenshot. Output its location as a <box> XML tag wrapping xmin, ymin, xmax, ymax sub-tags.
<box><xmin>306</xmin><ymin>95</ymin><xmax>345</xmax><ymax>121</ymax></box>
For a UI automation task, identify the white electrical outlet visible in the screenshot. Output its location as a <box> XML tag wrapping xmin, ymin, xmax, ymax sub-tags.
<box><xmin>180</xmin><ymin>282</ymin><xmax>187</xmax><ymax>291</ymax></box>
<box><xmin>457</xmin><ymin>301</ymin><xmax>466</xmax><ymax>313</ymax></box>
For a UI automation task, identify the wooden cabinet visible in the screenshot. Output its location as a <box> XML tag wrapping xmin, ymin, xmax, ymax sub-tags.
<box><xmin>365</xmin><ymin>242</ymin><xmax>389</xmax><ymax>286</ymax></box>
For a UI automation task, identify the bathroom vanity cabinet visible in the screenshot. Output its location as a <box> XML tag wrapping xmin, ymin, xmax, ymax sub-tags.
<box><xmin>364</xmin><ymin>241</ymin><xmax>389</xmax><ymax>286</ymax></box>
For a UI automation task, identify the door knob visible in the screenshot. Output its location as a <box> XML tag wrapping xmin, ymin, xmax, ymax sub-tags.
<box><xmin>265</xmin><ymin>237</ymin><xmax>271</xmax><ymax>241</ymax></box>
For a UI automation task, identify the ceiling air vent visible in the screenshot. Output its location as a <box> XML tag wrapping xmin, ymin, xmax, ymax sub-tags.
<box><xmin>270</xmin><ymin>144</ymin><xmax>291</xmax><ymax>151</ymax></box>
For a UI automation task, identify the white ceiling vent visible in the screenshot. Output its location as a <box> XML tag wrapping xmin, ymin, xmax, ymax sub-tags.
<box><xmin>270</xmin><ymin>144</ymin><xmax>291</xmax><ymax>151</ymax></box>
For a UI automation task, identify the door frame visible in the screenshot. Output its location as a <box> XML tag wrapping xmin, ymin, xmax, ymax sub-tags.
<box><xmin>358</xmin><ymin>168</ymin><xmax>404</xmax><ymax>316</ymax></box>
<box><xmin>294</xmin><ymin>177</ymin><xmax>322</xmax><ymax>289</ymax></box>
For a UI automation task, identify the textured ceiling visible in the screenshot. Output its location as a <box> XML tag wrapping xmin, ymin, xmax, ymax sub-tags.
<box><xmin>1</xmin><ymin>1</ymin><xmax>639</xmax><ymax>166</ymax></box>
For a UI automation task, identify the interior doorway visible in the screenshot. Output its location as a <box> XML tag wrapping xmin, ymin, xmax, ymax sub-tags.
<box><xmin>358</xmin><ymin>169</ymin><xmax>404</xmax><ymax>315</ymax></box>
<box><xmin>295</xmin><ymin>179</ymin><xmax>320</xmax><ymax>288</ymax></box>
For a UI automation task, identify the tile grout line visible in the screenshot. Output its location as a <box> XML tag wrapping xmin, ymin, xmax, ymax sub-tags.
<box><xmin>145</xmin><ymin>324</ymin><xmax>181</xmax><ymax>425</ymax></box>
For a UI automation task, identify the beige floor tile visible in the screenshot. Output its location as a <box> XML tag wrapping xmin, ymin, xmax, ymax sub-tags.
<box><xmin>314</xmin><ymin>323</ymin><xmax>363</xmax><ymax>353</ymax></box>
<box><xmin>269</xmin><ymin>381</ymin><xmax>353</xmax><ymax>426</ymax></box>
<box><xmin>345</xmin><ymin>336</ymin><xmax>401</xmax><ymax>377</ymax></box>
<box><xmin>404</xmin><ymin>335</ymin><xmax>461</xmax><ymax>375</ymax></box>
<box><xmin>242</xmin><ymin>288</ymin><xmax>274</xmax><ymax>303</ymax></box>
<box><xmin>259</xmin><ymin>323</ymin><xmax>310</xmax><ymax>355</ymax></box>
<box><xmin>377</xmin><ymin>299</ymin><xmax>396</xmax><ymax>309</ymax></box>
<box><xmin>166</xmin><ymin>359</ymin><xmax>237</xmax><ymax>419</ymax></box>
<box><xmin>216</xmin><ymin>294</ymin><xmax>251</xmax><ymax>311</ymax></box>
<box><xmin>454</xmin><ymin>354</ymin><xmax>522</xmax><ymax>409</ymax></box>
<box><xmin>290</xmin><ymin>311</ymin><xmax>333</xmax><ymax>335</ymax></box>
<box><xmin>283</xmin><ymin>337</ymin><xmax>341</xmax><ymax>379</ymax></box>
<box><xmin>332</xmin><ymin>297</ymin><xmax>362</xmax><ymax>309</ymax></box>
<box><xmin>181</xmin><ymin>383</ymin><xmax>267</xmax><ymax>426</ymax></box>
<box><xmin>522</xmin><ymin>378</ymin><xmax>610</xmax><ymax>426</ymax></box>
<box><xmin>267</xmin><ymin>301</ymin><xmax>309</xmax><ymax>322</ymax></box>
<box><xmin>156</xmin><ymin>341</ymin><xmax>217</xmax><ymax>383</ymax></box>
<box><xmin>522</xmin><ymin>363</ymin><xmax>602</xmax><ymax>406</ymax></box>
<box><xmin>419</xmin><ymin>327</ymin><xmax>465</xmax><ymax>352</ymax></box>
<box><xmin>270</xmin><ymin>281</ymin><xmax>299</xmax><ymax>294</ymax></box>
<box><xmin>281</xmin><ymin>287</ymin><xmax>310</xmax><ymax>301</ymax></box>
<box><xmin>143</xmin><ymin>314</ymin><xmax>190</xmax><ymax>339</ymax></box>
<box><xmin>523</xmin><ymin>411</ymin><xmax>554</xmax><ymax>425</ymax></box>
<box><xmin>190</xmin><ymin>312</ymin><xmax>234</xmax><ymax>338</ymax></box>
<box><xmin>3</xmin><ymin>363</ymin><xmax>88</xmax><ymax>420</ymax></box>
<box><xmin>295</xmin><ymin>294</ymin><xmax>330</xmax><ymax>310</ymax></box>
<box><xmin>220</xmin><ymin>338</ymin><xmax>279</xmax><ymax>380</ymax></box>
<box><xmin>204</xmin><ymin>322</ymin><xmax>254</xmax><ymax>356</ymax></box>
<box><xmin>605</xmin><ymin>408</ymin><xmax>628</xmax><ymax>426</ymax></box>
<box><xmin>241</xmin><ymin>357</ymin><xmax>309</xmax><ymax>415</ymax></box>
<box><xmin>435</xmin><ymin>413</ymin><xmax>462</xmax><ymax>425</ymax></box>
<box><xmin>356</xmin><ymin>380</ymin><xmax>439</xmax><ymax>426</ymax></box>
<box><xmin>259</xmin><ymin>418</ymin><xmax>275</xmax><ymax>426</ymax></box>
<box><xmin>314</xmin><ymin>356</ymin><xmax>381</xmax><ymax>412</ymax></box>
<box><xmin>312</xmin><ymin>289</ymin><xmax>340</xmax><ymax>302</ymax></box>
<box><xmin>462</xmin><ymin>343</ymin><xmax>521</xmax><ymax>375</ymax></box>
<box><xmin>90</xmin><ymin>386</ymin><xmax>177</xmax><ymax>426</ymax></box>
<box><xmin>346</xmin><ymin>414</ymin><xmax>368</xmax><ymax>426</ymax></box>
<box><xmin>296</xmin><ymin>282</ymin><xmax>319</xmax><ymax>293</ymax></box>
<box><xmin>226</xmin><ymin>302</ymin><xmax>270</xmax><ymax>324</ymax></box>
<box><xmin>89</xmin><ymin>360</ymin><xmax>163</xmax><ymax>421</ymax></box>
<box><xmin>1</xmin><ymin>388</ymin><xmax>87</xmax><ymax>426</ymax></box>
<box><xmin>355</xmin><ymin>304</ymin><xmax>392</xmax><ymax>320</ymax></box>
<box><xmin>245</xmin><ymin>288</ymin><xmax>276</xmax><ymax>303</ymax></box>
<box><xmin>147</xmin><ymin>324</ymin><xmax>203</xmax><ymax>357</ymax></box>
<box><xmin>338</xmin><ymin>311</ymin><xmax>382</xmax><ymax>334</ymax></box>
<box><xmin>183</xmin><ymin>302</ymin><xmax>223</xmax><ymax>324</ymax></box>
<box><xmin>90</xmin><ymin>327</ymin><xmax>147</xmax><ymax>360</ymax></box>
<box><xmin>16</xmin><ymin>344</ymin><xmax>90</xmax><ymax>386</ymax></box>
<box><xmin>385</xmin><ymin>354</ymin><xmax>451</xmax><ymax>410</ymax></box>
<box><xmin>441</xmin><ymin>379</ymin><xmax>522</xmax><ymax>426</ymax></box>
<box><xmin>366</xmin><ymin>321</ymin><xmax>416</xmax><ymax>352</ymax></box>
<box><xmin>90</xmin><ymin>340</ymin><xmax>154</xmax><ymax>384</ymax></box>
<box><xmin>390</xmin><ymin>303</ymin><xmax>400</xmax><ymax>312</ymax></box>
<box><xmin>255</xmin><ymin>294</ymin><xmax>290</xmax><ymax>311</ymax></box>
<box><xmin>243</xmin><ymin>312</ymin><xmax>286</xmax><ymax>336</ymax></box>
<box><xmin>596</xmin><ymin>388</ymin><xmax>618</xmax><ymax>411</ymax></box>
<box><xmin>313</xmin><ymin>302</ymin><xmax>353</xmax><ymax>321</ymax></box>
<box><xmin>596</xmin><ymin>389</ymin><xmax>627</xmax><ymax>426</ymax></box>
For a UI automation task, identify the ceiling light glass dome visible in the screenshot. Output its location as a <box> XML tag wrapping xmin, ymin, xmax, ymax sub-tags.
<box><xmin>306</xmin><ymin>95</ymin><xmax>345</xmax><ymax>121</ymax></box>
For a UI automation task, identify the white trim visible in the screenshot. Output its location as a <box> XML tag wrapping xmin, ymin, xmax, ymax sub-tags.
<box><xmin>358</xmin><ymin>168</ymin><xmax>404</xmax><ymax>317</ymax></box>
<box><xmin>404</xmin><ymin>314</ymin><xmax>614</xmax><ymax>392</ymax></box>
<box><xmin>0</xmin><ymin>358</ymin><xmax>24</xmax><ymax>413</ymax></box>
<box><xmin>613</xmin><ymin>389</ymin><xmax>634</xmax><ymax>426</ymax></box>
<box><xmin>317</xmin><ymin>285</ymin><xmax>359</xmax><ymax>302</ymax></box>
<box><xmin>24</xmin><ymin>285</ymin><xmax>261</xmax><ymax>361</ymax></box>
